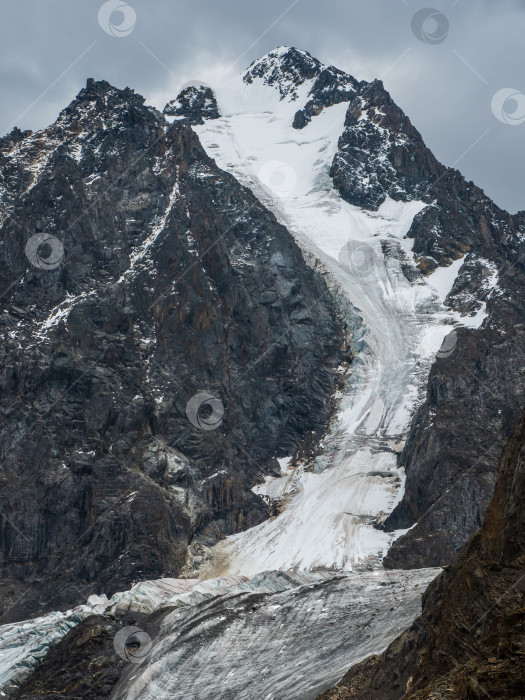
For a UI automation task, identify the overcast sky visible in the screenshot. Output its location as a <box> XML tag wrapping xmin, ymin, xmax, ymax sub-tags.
<box><xmin>1</xmin><ymin>0</ymin><xmax>524</xmax><ymax>212</ymax></box>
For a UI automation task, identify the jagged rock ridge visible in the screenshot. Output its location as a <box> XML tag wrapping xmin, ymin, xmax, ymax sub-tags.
<box><xmin>163</xmin><ymin>83</ymin><xmax>220</xmax><ymax>124</ymax></box>
<box><xmin>167</xmin><ymin>46</ymin><xmax>525</xmax><ymax>570</ymax></box>
<box><xmin>0</xmin><ymin>77</ymin><xmax>345</xmax><ymax>622</ymax></box>
<box><xmin>243</xmin><ymin>46</ymin><xmax>324</xmax><ymax>99</ymax></box>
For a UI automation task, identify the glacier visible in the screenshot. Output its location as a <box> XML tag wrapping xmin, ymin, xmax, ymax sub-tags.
<box><xmin>185</xmin><ymin>50</ymin><xmax>485</xmax><ymax>578</ymax></box>
<box><xmin>0</xmin><ymin>568</ymin><xmax>439</xmax><ymax>698</ymax></box>
<box><xmin>0</xmin><ymin>48</ymin><xmax>491</xmax><ymax>698</ymax></box>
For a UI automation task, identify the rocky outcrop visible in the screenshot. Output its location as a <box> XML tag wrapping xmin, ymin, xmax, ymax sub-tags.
<box><xmin>7</xmin><ymin>614</ymin><xmax>130</xmax><ymax>699</ymax></box>
<box><xmin>243</xmin><ymin>46</ymin><xmax>322</xmax><ymax>99</ymax></box>
<box><xmin>0</xmin><ymin>78</ymin><xmax>345</xmax><ymax>622</ymax></box>
<box><xmin>331</xmin><ymin>79</ymin><xmax>520</xmax><ymax>269</ymax></box>
<box><xmin>318</xmin><ymin>406</ymin><xmax>525</xmax><ymax>700</ymax></box>
<box><xmin>163</xmin><ymin>84</ymin><xmax>220</xmax><ymax>124</ymax></box>
<box><xmin>326</xmin><ymin>72</ymin><xmax>525</xmax><ymax>568</ymax></box>
<box><xmin>292</xmin><ymin>67</ymin><xmax>359</xmax><ymax>129</ymax></box>
<box><xmin>330</xmin><ymin>80</ymin><xmax>440</xmax><ymax>212</ymax></box>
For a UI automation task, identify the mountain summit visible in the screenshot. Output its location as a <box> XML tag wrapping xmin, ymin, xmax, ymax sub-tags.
<box><xmin>243</xmin><ymin>46</ymin><xmax>327</xmax><ymax>98</ymax></box>
<box><xmin>0</xmin><ymin>73</ymin><xmax>344</xmax><ymax>623</ymax></box>
<box><xmin>1</xmin><ymin>46</ymin><xmax>524</xmax><ymax>699</ymax></box>
<box><xmin>163</xmin><ymin>45</ymin><xmax>525</xmax><ymax>574</ymax></box>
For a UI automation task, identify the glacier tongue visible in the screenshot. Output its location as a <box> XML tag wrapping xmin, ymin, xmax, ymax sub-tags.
<box><xmin>188</xmin><ymin>70</ymin><xmax>479</xmax><ymax>578</ymax></box>
<box><xmin>0</xmin><ymin>569</ymin><xmax>440</xmax><ymax>698</ymax></box>
<box><xmin>1</xmin><ymin>54</ymin><xmax>488</xmax><ymax>698</ymax></box>
<box><xmin>0</xmin><ymin>573</ymin><xmax>326</xmax><ymax>691</ymax></box>
<box><xmin>114</xmin><ymin>569</ymin><xmax>439</xmax><ymax>700</ymax></box>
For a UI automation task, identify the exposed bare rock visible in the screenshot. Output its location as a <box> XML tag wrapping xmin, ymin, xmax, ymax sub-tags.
<box><xmin>0</xmin><ymin>78</ymin><xmax>345</xmax><ymax>623</ymax></box>
<box><xmin>318</xmin><ymin>407</ymin><xmax>525</xmax><ymax>700</ymax></box>
<box><xmin>163</xmin><ymin>84</ymin><xmax>220</xmax><ymax>124</ymax></box>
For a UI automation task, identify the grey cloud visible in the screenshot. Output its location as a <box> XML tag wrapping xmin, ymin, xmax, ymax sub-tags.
<box><xmin>0</xmin><ymin>0</ymin><xmax>524</xmax><ymax>212</ymax></box>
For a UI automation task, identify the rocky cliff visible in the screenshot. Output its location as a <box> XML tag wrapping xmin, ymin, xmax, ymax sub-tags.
<box><xmin>319</xmin><ymin>406</ymin><xmax>525</xmax><ymax>699</ymax></box>
<box><xmin>163</xmin><ymin>83</ymin><xmax>220</xmax><ymax>124</ymax></box>
<box><xmin>0</xmin><ymin>78</ymin><xmax>345</xmax><ymax>622</ymax></box>
<box><xmin>168</xmin><ymin>47</ymin><xmax>525</xmax><ymax>570</ymax></box>
<box><xmin>324</xmin><ymin>66</ymin><xmax>525</xmax><ymax>569</ymax></box>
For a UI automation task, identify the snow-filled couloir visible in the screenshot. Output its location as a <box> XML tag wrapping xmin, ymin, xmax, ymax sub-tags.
<box><xmin>167</xmin><ymin>47</ymin><xmax>489</xmax><ymax>578</ymax></box>
<box><xmin>0</xmin><ymin>47</ymin><xmax>505</xmax><ymax>699</ymax></box>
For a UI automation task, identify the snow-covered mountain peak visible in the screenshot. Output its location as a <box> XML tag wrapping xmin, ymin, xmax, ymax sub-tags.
<box><xmin>241</xmin><ymin>46</ymin><xmax>360</xmax><ymax>121</ymax></box>
<box><xmin>163</xmin><ymin>47</ymin><xmax>360</xmax><ymax>128</ymax></box>
<box><xmin>164</xmin><ymin>82</ymin><xmax>220</xmax><ymax>124</ymax></box>
<box><xmin>242</xmin><ymin>46</ymin><xmax>323</xmax><ymax>101</ymax></box>
<box><xmin>56</xmin><ymin>78</ymin><xmax>162</xmax><ymax>131</ymax></box>
<box><xmin>175</xmin><ymin>44</ymin><xmax>519</xmax><ymax>577</ymax></box>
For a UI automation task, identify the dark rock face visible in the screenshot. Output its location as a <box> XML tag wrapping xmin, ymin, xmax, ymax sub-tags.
<box><xmin>243</xmin><ymin>46</ymin><xmax>322</xmax><ymax>99</ymax></box>
<box><xmin>292</xmin><ymin>67</ymin><xmax>359</xmax><ymax>129</ymax></box>
<box><xmin>330</xmin><ymin>80</ymin><xmax>440</xmax><ymax>212</ymax></box>
<box><xmin>383</xmin><ymin>288</ymin><xmax>525</xmax><ymax>569</ymax></box>
<box><xmin>330</xmin><ymin>79</ymin><xmax>520</xmax><ymax>271</ymax></box>
<box><xmin>163</xmin><ymin>84</ymin><xmax>220</xmax><ymax>124</ymax></box>
<box><xmin>328</xmin><ymin>73</ymin><xmax>525</xmax><ymax>569</ymax></box>
<box><xmin>318</xmin><ymin>407</ymin><xmax>525</xmax><ymax>700</ymax></box>
<box><xmin>0</xmin><ymin>79</ymin><xmax>345</xmax><ymax>622</ymax></box>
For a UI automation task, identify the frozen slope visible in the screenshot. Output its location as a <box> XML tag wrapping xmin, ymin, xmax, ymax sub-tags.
<box><xmin>115</xmin><ymin>569</ymin><xmax>438</xmax><ymax>700</ymax></box>
<box><xmin>186</xmin><ymin>55</ymin><xmax>485</xmax><ymax>577</ymax></box>
<box><xmin>0</xmin><ymin>569</ymin><xmax>439</xmax><ymax>698</ymax></box>
<box><xmin>0</xmin><ymin>52</ymin><xmax>493</xmax><ymax>699</ymax></box>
